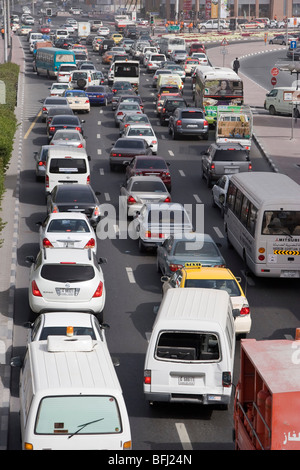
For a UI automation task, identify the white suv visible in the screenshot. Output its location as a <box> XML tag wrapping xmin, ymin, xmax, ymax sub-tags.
<box><xmin>26</xmin><ymin>248</ymin><xmax>107</xmax><ymax>321</ymax></box>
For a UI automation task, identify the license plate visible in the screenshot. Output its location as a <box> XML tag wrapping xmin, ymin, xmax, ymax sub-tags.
<box><xmin>187</xmin><ymin>124</ymin><xmax>198</xmax><ymax>128</ymax></box>
<box><xmin>62</xmin><ymin>241</ymin><xmax>74</xmax><ymax>248</ymax></box>
<box><xmin>178</xmin><ymin>376</ymin><xmax>194</xmax><ymax>385</ymax></box>
<box><xmin>225</xmin><ymin>168</ymin><xmax>238</xmax><ymax>174</ymax></box>
<box><xmin>281</xmin><ymin>270</ymin><xmax>299</xmax><ymax>278</ymax></box>
<box><xmin>56</xmin><ymin>288</ymin><xmax>76</xmax><ymax>296</ymax></box>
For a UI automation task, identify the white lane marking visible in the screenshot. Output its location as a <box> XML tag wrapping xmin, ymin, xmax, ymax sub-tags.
<box><xmin>213</xmin><ymin>226</ymin><xmax>224</xmax><ymax>238</ymax></box>
<box><xmin>97</xmin><ymin>133</ymin><xmax>101</xmax><ymax>139</ymax></box>
<box><xmin>193</xmin><ymin>194</ymin><xmax>202</xmax><ymax>203</ymax></box>
<box><xmin>104</xmin><ymin>192</ymin><xmax>110</xmax><ymax>201</ymax></box>
<box><xmin>98</xmin><ymin>121</ymin><xmax>101</xmax><ymax>125</ymax></box>
<box><xmin>175</xmin><ymin>423</ymin><xmax>193</xmax><ymax>451</ymax></box>
<box><xmin>98</xmin><ymin>149</ymin><xmax>102</xmax><ymax>155</ymax></box>
<box><xmin>179</xmin><ymin>170</ymin><xmax>185</xmax><ymax>177</ymax></box>
<box><xmin>99</xmin><ymin>168</ymin><xmax>104</xmax><ymax>175</ymax></box>
<box><xmin>168</xmin><ymin>150</ymin><xmax>174</xmax><ymax>156</ymax></box>
<box><xmin>126</xmin><ymin>267</ymin><xmax>136</xmax><ymax>283</ymax></box>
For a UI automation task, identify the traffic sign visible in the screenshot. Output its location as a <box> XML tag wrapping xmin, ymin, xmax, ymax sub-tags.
<box><xmin>271</xmin><ymin>67</ymin><xmax>279</xmax><ymax>77</ymax></box>
<box><xmin>290</xmin><ymin>40</ymin><xmax>297</xmax><ymax>49</ymax></box>
<box><xmin>221</xmin><ymin>38</ymin><xmax>229</xmax><ymax>46</ymax></box>
<box><xmin>271</xmin><ymin>77</ymin><xmax>277</xmax><ymax>86</ymax></box>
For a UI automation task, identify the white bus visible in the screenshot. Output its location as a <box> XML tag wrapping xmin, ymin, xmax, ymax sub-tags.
<box><xmin>159</xmin><ymin>35</ymin><xmax>186</xmax><ymax>57</ymax></box>
<box><xmin>194</xmin><ymin>66</ymin><xmax>243</xmax><ymax>125</ymax></box>
<box><xmin>224</xmin><ymin>172</ymin><xmax>300</xmax><ymax>278</ymax></box>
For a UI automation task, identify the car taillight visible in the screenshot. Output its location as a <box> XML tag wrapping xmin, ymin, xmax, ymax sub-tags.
<box><xmin>204</xmin><ymin>120</ymin><xmax>208</xmax><ymax>126</ymax></box>
<box><xmin>240</xmin><ymin>306</ymin><xmax>250</xmax><ymax>316</ymax></box>
<box><xmin>164</xmin><ymin>196</ymin><xmax>171</xmax><ymax>202</ymax></box>
<box><xmin>75</xmin><ymin>127</ymin><xmax>81</xmax><ymax>131</ymax></box>
<box><xmin>162</xmin><ymin>107</ymin><xmax>166</xmax><ymax>113</ymax></box>
<box><xmin>117</xmin><ymin>111</ymin><xmax>123</xmax><ymax>116</ymax></box>
<box><xmin>45</xmin><ymin>175</ymin><xmax>49</xmax><ymax>188</ymax></box>
<box><xmin>144</xmin><ymin>370</ymin><xmax>151</xmax><ymax>384</ymax></box>
<box><xmin>127</xmin><ymin>195</ymin><xmax>136</xmax><ymax>204</ymax></box>
<box><xmin>86</xmin><ymin>175</ymin><xmax>90</xmax><ymax>184</ymax></box>
<box><xmin>49</xmin><ymin>126</ymin><xmax>55</xmax><ymax>132</ymax></box>
<box><xmin>84</xmin><ymin>238</ymin><xmax>95</xmax><ymax>248</ymax></box>
<box><xmin>85</xmin><ymin>99</ymin><xmax>89</xmax><ymax>103</ymax></box>
<box><xmin>210</xmin><ymin>163</ymin><xmax>215</xmax><ymax>170</ymax></box>
<box><xmin>151</xmin><ymin>140</ymin><xmax>157</xmax><ymax>145</ymax></box>
<box><xmin>176</xmin><ymin>119</ymin><xmax>182</xmax><ymax>126</ymax></box>
<box><xmin>42</xmin><ymin>107</ymin><xmax>47</xmax><ymax>111</ymax></box>
<box><xmin>32</xmin><ymin>280</ymin><xmax>42</xmax><ymax>297</ymax></box>
<box><xmin>222</xmin><ymin>371</ymin><xmax>231</xmax><ymax>387</ymax></box>
<box><xmin>38</xmin><ymin>161</ymin><xmax>46</xmax><ymax>166</ymax></box>
<box><xmin>93</xmin><ymin>205</ymin><xmax>100</xmax><ymax>217</ymax></box>
<box><xmin>42</xmin><ymin>238</ymin><xmax>53</xmax><ymax>248</ymax></box>
<box><xmin>52</xmin><ymin>205</ymin><xmax>59</xmax><ymax>213</ymax></box>
<box><xmin>93</xmin><ymin>281</ymin><xmax>103</xmax><ymax>297</ymax></box>
<box><xmin>169</xmin><ymin>263</ymin><xmax>183</xmax><ymax>272</ymax></box>
<box><xmin>77</xmin><ymin>143</ymin><xmax>83</xmax><ymax>148</ymax></box>
<box><xmin>258</xmin><ymin>254</ymin><xmax>265</xmax><ymax>261</ymax></box>
<box><xmin>248</xmin><ymin>163</ymin><xmax>252</xmax><ymax>170</ymax></box>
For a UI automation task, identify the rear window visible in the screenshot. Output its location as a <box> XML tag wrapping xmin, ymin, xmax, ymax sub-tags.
<box><xmin>52</xmin><ymin>116</ymin><xmax>78</xmax><ymax>125</ymax></box>
<box><xmin>116</xmin><ymin>140</ymin><xmax>144</xmax><ymax>149</ymax></box>
<box><xmin>72</xmin><ymin>72</ymin><xmax>88</xmax><ymax>80</ymax></box>
<box><xmin>39</xmin><ymin>326</ymin><xmax>96</xmax><ymax>341</ymax></box>
<box><xmin>181</xmin><ymin>111</ymin><xmax>204</xmax><ymax>119</ymax></box>
<box><xmin>128</xmin><ymin>128</ymin><xmax>153</xmax><ymax>136</ymax></box>
<box><xmin>47</xmin><ymin>219</ymin><xmax>90</xmax><ymax>233</ymax></box>
<box><xmin>45</xmin><ymin>98</ymin><xmax>67</xmax><ymax>105</ymax></box>
<box><xmin>155</xmin><ymin>332</ymin><xmax>220</xmax><ymax>362</ymax></box>
<box><xmin>213</xmin><ymin>150</ymin><xmax>249</xmax><ymax>161</ymax></box>
<box><xmin>136</xmin><ymin>158</ymin><xmax>167</xmax><ymax>169</ymax></box>
<box><xmin>60</xmin><ymin>65</ymin><xmax>77</xmax><ymax>72</ymax></box>
<box><xmin>184</xmin><ymin>279</ymin><xmax>241</xmax><ymax>296</ymax></box>
<box><xmin>148</xmin><ymin>209</ymin><xmax>186</xmax><ymax>224</ymax></box>
<box><xmin>41</xmin><ymin>264</ymin><xmax>94</xmax><ymax>282</ymax></box>
<box><xmin>49</xmin><ymin>158</ymin><xmax>87</xmax><ymax>174</ymax></box>
<box><xmin>151</xmin><ymin>55</ymin><xmax>165</xmax><ymax>61</ymax></box>
<box><xmin>56</xmin><ymin>188</ymin><xmax>94</xmax><ymax>203</ymax></box>
<box><xmin>173</xmin><ymin>240</ymin><xmax>219</xmax><ymax>257</ymax></box>
<box><xmin>131</xmin><ymin>181</ymin><xmax>166</xmax><ymax>192</ymax></box>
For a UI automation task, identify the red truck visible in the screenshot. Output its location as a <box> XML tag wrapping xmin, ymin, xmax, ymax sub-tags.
<box><xmin>234</xmin><ymin>330</ymin><xmax>300</xmax><ymax>450</ymax></box>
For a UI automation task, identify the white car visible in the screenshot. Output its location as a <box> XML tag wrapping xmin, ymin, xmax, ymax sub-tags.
<box><xmin>49</xmin><ymin>83</ymin><xmax>70</xmax><ymax>96</ymax></box>
<box><xmin>37</xmin><ymin>212</ymin><xmax>97</xmax><ymax>252</ymax></box>
<box><xmin>62</xmin><ymin>24</ymin><xmax>75</xmax><ymax>33</ymax></box>
<box><xmin>98</xmin><ymin>26</ymin><xmax>110</xmax><ymax>36</ymax></box>
<box><xmin>57</xmin><ymin>64</ymin><xmax>78</xmax><ymax>83</ymax></box>
<box><xmin>191</xmin><ymin>52</ymin><xmax>209</xmax><ymax>65</ymax></box>
<box><xmin>50</xmin><ymin>129</ymin><xmax>87</xmax><ymax>148</ymax></box>
<box><xmin>64</xmin><ymin>89</ymin><xmax>90</xmax><ymax>113</ymax></box>
<box><xmin>66</xmin><ymin>18</ymin><xmax>78</xmax><ymax>29</ymax></box>
<box><xmin>26</xmin><ymin>248</ymin><xmax>107</xmax><ymax>319</ymax></box>
<box><xmin>25</xmin><ymin>311</ymin><xmax>108</xmax><ymax>342</ymax></box>
<box><xmin>120</xmin><ymin>176</ymin><xmax>171</xmax><ymax>217</ymax></box>
<box><xmin>123</xmin><ymin>124</ymin><xmax>158</xmax><ymax>154</ymax></box>
<box><xmin>132</xmin><ymin>202</ymin><xmax>193</xmax><ymax>252</ymax></box>
<box><xmin>23</xmin><ymin>15</ymin><xmax>34</xmax><ymax>25</ymax></box>
<box><xmin>211</xmin><ymin>175</ymin><xmax>231</xmax><ymax>216</ymax></box>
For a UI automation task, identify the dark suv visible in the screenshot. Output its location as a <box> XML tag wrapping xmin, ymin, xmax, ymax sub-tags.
<box><xmin>99</xmin><ymin>39</ymin><xmax>115</xmax><ymax>55</ymax></box>
<box><xmin>160</xmin><ymin>96</ymin><xmax>188</xmax><ymax>125</ymax></box>
<box><xmin>168</xmin><ymin>107</ymin><xmax>209</xmax><ymax>140</ymax></box>
<box><xmin>201</xmin><ymin>143</ymin><xmax>252</xmax><ymax>187</ymax></box>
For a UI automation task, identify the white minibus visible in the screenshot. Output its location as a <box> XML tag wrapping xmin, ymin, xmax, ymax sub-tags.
<box><xmin>13</xmin><ymin>334</ymin><xmax>132</xmax><ymax>450</ymax></box>
<box><xmin>144</xmin><ymin>288</ymin><xmax>235</xmax><ymax>408</ymax></box>
<box><xmin>224</xmin><ymin>172</ymin><xmax>300</xmax><ymax>277</ymax></box>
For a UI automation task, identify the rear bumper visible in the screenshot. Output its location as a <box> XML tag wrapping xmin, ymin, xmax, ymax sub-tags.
<box><xmin>144</xmin><ymin>391</ymin><xmax>231</xmax><ymax>405</ymax></box>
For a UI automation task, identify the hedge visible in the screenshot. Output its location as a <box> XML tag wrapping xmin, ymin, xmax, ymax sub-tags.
<box><xmin>0</xmin><ymin>62</ymin><xmax>20</xmax><ymax>247</ymax></box>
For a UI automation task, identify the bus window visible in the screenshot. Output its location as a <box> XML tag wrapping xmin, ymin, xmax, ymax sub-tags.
<box><xmin>233</xmin><ymin>189</ymin><xmax>243</xmax><ymax>218</ymax></box>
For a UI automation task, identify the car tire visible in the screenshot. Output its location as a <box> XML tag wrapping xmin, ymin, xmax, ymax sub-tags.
<box><xmin>282</xmin><ymin>41</ymin><xmax>286</xmax><ymax>45</ymax></box>
<box><xmin>269</xmin><ymin>105</ymin><xmax>276</xmax><ymax>115</ymax></box>
<box><xmin>269</xmin><ymin>40</ymin><xmax>273</xmax><ymax>44</ymax></box>
<box><xmin>77</xmin><ymin>78</ymin><xmax>86</xmax><ymax>89</ymax></box>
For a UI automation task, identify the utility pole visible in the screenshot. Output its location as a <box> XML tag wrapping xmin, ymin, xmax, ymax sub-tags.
<box><xmin>3</xmin><ymin>0</ymin><xmax>8</xmax><ymax>62</ymax></box>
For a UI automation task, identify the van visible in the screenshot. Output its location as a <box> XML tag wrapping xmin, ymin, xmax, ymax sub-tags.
<box><xmin>13</xmin><ymin>334</ymin><xmax>131</xmax><ymax>450</ymax></box>
<box><xmin>45</xmin><ymin>146</ymin><xmax>91</xmax><ymax>194</ymax></box>
<box><xmin>264</xmin><ymin>86</ymin><xmax>298</xmax><ymax>116</ymax></box>
<box><xmin>143</xmin><ymin>288</ymin><xmax>235</xmax><ymax>408</ymax></box>
<box><xmin>156</xmin><ymin>73</ymin><xmax>184</xmax><ymax>92</ymax></box>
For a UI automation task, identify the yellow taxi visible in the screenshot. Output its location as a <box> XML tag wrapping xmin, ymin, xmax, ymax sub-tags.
<box><xmin>161</xmin><ymin>264</ymin><xmax>251</xmax><ymax>337</ymax></box>
<box><xmin>111</xmin><ymin>33</ymin><xmax>123</xmax><ymax>44</ymax></box>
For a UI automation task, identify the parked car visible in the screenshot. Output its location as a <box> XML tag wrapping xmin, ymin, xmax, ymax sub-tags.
<box><xmin>120</xmin><ymin>176</ymin><xmax>171</xmax><ymax>217</ymax></box>
<box><xmin>201</xmin><ymin>142</ymin><xmax>252</xmax><ymax>187</ymax></box>
<box><xmin>168</xmin><ymin>107</ymin><xmax>209</xmax><ymax>140</ymax></box>
<box><xmin>199</xmin><ymin>19</ymin><xmax>229</xmax><ymax>31</ymax></box>
<box><xmin>46</xmin><ymin>184</ymin><xmax>101</xmax><ymax>228</ymax></box>
<box><xmin>125</xmin><ymin>155</ymin><xmax>172</xmax><ymax>191</ymax></box>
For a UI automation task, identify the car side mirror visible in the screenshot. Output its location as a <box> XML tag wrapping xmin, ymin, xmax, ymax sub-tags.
<box><xmin>232</xmin><ymin>308</ymin><xmax>240</xmax><ymax>318</ymax></box>
<box><xmin>10</xmin><ymin>356</ymin><xmax>23</xmax><ymax>368</ymax></box>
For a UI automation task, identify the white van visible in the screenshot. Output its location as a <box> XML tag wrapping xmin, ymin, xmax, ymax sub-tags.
<box><xmin>144</xmin><ymin>288</ymin><xmax>235</xmax><ymax>408</ymax></box>
<box><xmin>264</xmin><ymin>86</ymin><xmax>299</xmax><ymax>116</ymax></box>
<box><xmin>13</xmin><ymin>334</ymin><xmax>132</xmax><ymax>450</ymax></box>
<box><xmin>45</xmin><ymin>146</ymin><xmax>91</xmax><ymax>194</ymax></box>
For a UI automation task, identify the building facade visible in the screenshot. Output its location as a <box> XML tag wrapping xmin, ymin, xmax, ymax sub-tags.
<box><xmin>144</xmin><ymin>0</ymin><xmax>300</xmax><ymax>21</ymax></box>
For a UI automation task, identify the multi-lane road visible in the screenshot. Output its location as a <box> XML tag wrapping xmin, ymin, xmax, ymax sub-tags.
<box><xmin>7</xmin><ymin>22</ymin><xmax>300</xmax><ymax>450</ymax></box>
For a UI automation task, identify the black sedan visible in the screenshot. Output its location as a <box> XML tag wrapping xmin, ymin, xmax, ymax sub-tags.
<box><xmin>46</xmin><ymin>106</ymin><xmax>74</xmax><ymax>129</ymax></box>
<box><xmin>109</xmin><ymin>137</ymin><xmax>153</xmax><ymax>171</ymax></box>
<box><xmin>46</xmin><ymin>184</ymin><xmax>101</xmax><ymax>228</ymax></box>
<box><xmin>47</xmin><ymin>115</ymin><xmax>85</xmax><ymax>140</ymax></box>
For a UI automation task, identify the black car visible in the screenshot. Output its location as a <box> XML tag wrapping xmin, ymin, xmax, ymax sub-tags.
<box><xmin>109</xmin><ymin>137</ymin><xmax>153</xmax><ymax>171</ymax></box>
<box><xmin>99</xmin><ymin>39</ymin><xmax>115</xmax><ymax>55</ymax></box>
<box><xmin>159</xmin><ymin>96</ymin><xmax>188</xmax><ymax>125</ymax></box>
<box><xmin>46</xmin><ymin>184</ymin><xmax>101</xmax><ymax>228</ymax></box>
<box><xmin>47</xmin><ymin>115</ymin><xmax>85</xmax><ymax>140</ymax></box>
<box><xmin>125</xmin><ymin>155</ymin><xmax>172</xmax><ymax>191</ymax></box>
<box><xmin>118</xmin><ymin>94</ymin><xmax>144</xmax><ymax>112</ymax></box>
<box><xmin>111</xmin><ymin>81</ymin><xmax>135</xmax><ymax>94</ymax></box>
<box><xmin>287</xmin><ymin>46</ymin><xmax>300</xmax><ymax>60</ymax></box>
<box><xmin>125</xmin><ymin>26</ymin><xmax>137</xmax><ymax>39</ymax></box>
<box><xmin>46</xmin><ymin>106</ymin><xmax>74</xmax><ymax>129</ymax></box>
<box><xmin>111</xmin><ymin>89</ymin><xmax>136</xmax><ymax>111</ymax></box>
<box><xmin>168</xmin><ymin>107</ymin><xmax>209</xmax><ymax>140</ymax></box>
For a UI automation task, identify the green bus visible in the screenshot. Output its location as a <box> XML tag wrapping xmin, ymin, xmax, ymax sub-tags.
<box><xmin>35</xmin><ymin>47</ymin><xmax>76</xmax><ymax>78</ymax></box>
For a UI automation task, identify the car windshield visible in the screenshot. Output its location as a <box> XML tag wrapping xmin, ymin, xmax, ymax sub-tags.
<box><xmin>131</xmin><ymin>181</ymin><xmax>166</xmax><ymax>192</ymax></box>
<box><xmin>41</xmin><ymin>264</ymin><xmax>95</xmax><ymax>282</ymax></box>
<box><xmin>173</xmin><ymin>240</ymin><xmax>220</xmax><ymax>257</ymax></box>
<box><xmin>39</xmin><ymin>326</ymin><xmax>96</xmax><ymax>340</ymax></box>
<box><xmin>184</xmin><ymin>278</ymin><xmax>241</xmax><ymax>296</ymax></box>
<box><xmin>47</xmin><ymin>219</ymin><xmax>90</xmax><ymax>232</ymax></box>
<box><xmin>128</xmin><ymin>128</ymin><xmax>153</xmax><ymax>136</ymax></box>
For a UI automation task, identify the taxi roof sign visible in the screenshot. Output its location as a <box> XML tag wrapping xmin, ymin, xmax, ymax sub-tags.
<box><xmin>184</xmin><ymin>262</ymin><xmax>202</xmax><ymax>268</ymax></box>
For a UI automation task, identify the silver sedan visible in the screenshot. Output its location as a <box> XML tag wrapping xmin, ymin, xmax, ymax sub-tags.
<box><xmin>50</xmin><ymin>129</ymin><xmax>87</xmax><ymax>148</ymax></box>
<box><xmin>114</xmin><ymin>102</ymin><xmax>143</xmax><ymax>126</ymax></box>
<box><xmin>120</xmin><ymin>175</ymin><xmax>171</xmax><ymax>217</ymax></box>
